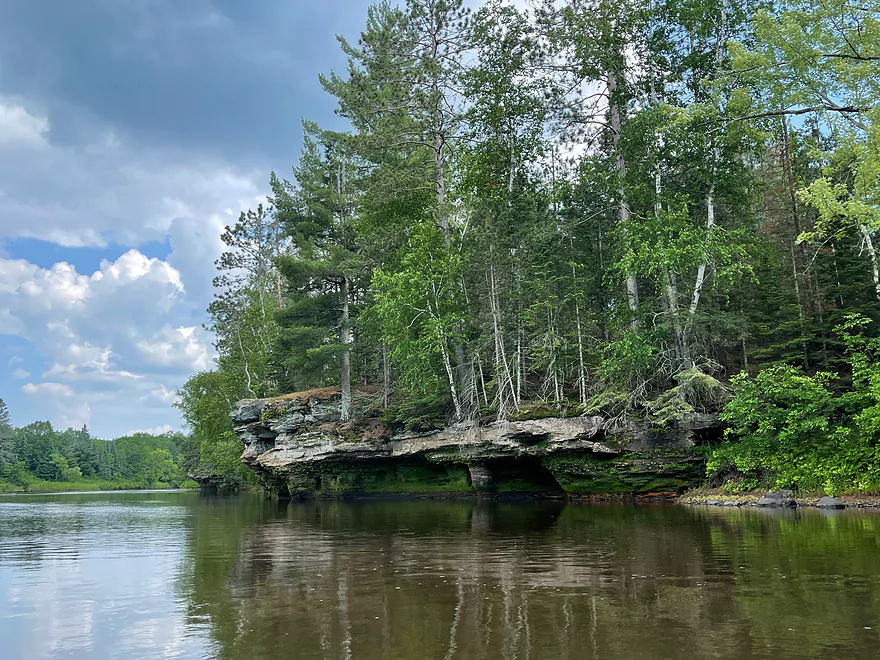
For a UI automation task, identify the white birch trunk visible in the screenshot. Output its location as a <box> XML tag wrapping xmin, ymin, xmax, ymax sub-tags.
<box><xmin>570</xmin><ymin>255</ymin><xmax>588</xmax><ymax>405</ymax></box>
<box><xmin>860</xmin><ymin>225</ymin><xmax>880</xmax><ymax>302</ymax></box>
<box><xmin>237</xmin><ymin>333</ymin><xmax>255</xmax><ymax>397</ymax></box>
<box><xmin>339</xmin><ymin>276</ymin><xmax>352</xmax><ymax>421</ymax></box>
<box><xmin>690</xmin><ymin>0</ymin><xmax>727</xmax><ymax>324</ymax></box>
<box><xmin>439</xmin><ymin>328</ymin><xmax>463</xmax><ymax>423</ymax></box>
<box><xmin>381</xmin><ymin>345</ymin><xmax>390</xmax><ymax>409</ymax></box>
<box><xmin>489</xmin><ymin>262</ymin><xmax>517</xmax><ymax>415</ymax></box>
<box><xmin>689</xmin><ymin>186</ymin><xmax>715</xmax><ymax>319</ymax></box>
<box><xmin>608</xmin><ymin>68</ymin><xmax>639</xmax><ymax>329</ymax></box>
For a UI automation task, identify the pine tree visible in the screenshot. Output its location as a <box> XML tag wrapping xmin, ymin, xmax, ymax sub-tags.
<box><xmin>272</xmin><ymin>125</ymin><xmax>363</xmax><ymax>420</ymax></box>
<box><xmin>0</xmin><ymin>398</ymin><xmax>10</xmax><ymax>438</ymax></box>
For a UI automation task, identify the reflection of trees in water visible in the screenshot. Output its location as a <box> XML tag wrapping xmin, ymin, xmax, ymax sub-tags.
<box><xmin>180</xmin><ymin>498</ymin><xmax>880</xmax><ymax>660</ymax></box>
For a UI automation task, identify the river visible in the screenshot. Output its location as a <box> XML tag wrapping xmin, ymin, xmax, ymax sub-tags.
<box><xmin>1</xmin><ymin>491</ymin><xmax>879</xmax><ymax>659</ymax></box>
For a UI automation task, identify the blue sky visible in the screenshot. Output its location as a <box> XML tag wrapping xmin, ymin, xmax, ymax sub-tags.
<box><xmin>0</xmin><ymin>0</ymin><xmax>372</xmax><ymax>437</ymax></box>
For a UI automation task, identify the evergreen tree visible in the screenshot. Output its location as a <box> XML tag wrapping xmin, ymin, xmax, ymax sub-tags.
<box><xmin>0</xmin><ymin>399</ymin><xmax>11</xmax><ymax>440</ymax></box>
<box><xmin>208</xmin><ymin>203</ymin><xmax>286</xmax><ymax>398</ymax></box>
<box><xmin>271</xmin><ymin>125</ymin><xmax>362</xmax><ymax>419</ymax></box>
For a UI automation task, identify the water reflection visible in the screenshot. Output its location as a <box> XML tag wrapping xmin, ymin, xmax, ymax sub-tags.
<box><xmin>0</xmin><ymin>491</ymin><xmax>207</xmax><ymax>660</ymax></box>
<box><xmin>184</xmin><ymin>499</ymin><xmax>880</xmax><ymax>660</ymax></box>
<box><xmin>2</xmin><ymin>492</ymin><xmax>880</xmax><ymax>659</ymax></box>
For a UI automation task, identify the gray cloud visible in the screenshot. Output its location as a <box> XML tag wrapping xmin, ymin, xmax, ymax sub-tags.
<box><xmin>0</xmin><ymin>0</ymin><xmax>368</xmax><ymax>164</ymax></box>
<box><xmin>0</xmin><ymin>0</ymin><xmax>376</xmax><ymax>436</ymax></box>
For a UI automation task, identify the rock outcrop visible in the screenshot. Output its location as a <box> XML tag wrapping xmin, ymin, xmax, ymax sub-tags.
<box><xmin>817</xmin><ymin>496</ymin><xmax>847</xmax><ymax>509</ymax></box>
<box><xmin>231</xmin><ymin>388</ymin><xmax>717</xmax><ymax>497</ymax></box>
<box><xmin>756</xmin><ymin>490</ymin><xmax>797</xmax><ymax>508</ymax></box>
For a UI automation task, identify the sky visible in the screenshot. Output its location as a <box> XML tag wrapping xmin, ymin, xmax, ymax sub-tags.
<box><xmin>0</xmin><ymin>0</ymin><xmax>374</xmax><ymax>438</ymax></box>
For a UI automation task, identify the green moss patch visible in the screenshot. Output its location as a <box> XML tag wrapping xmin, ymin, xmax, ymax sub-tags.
<box><xmin>544</xmin><ymin>450</ymin><xmax>704</xmax><ymax>494</ymax></box>
<box><xmin>285</xmin><ymin>459</ymin><xmax>473</xmax><ymax>496</ymax></box>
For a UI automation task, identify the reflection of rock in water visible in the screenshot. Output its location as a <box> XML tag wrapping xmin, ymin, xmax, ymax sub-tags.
<box><xmin>469</xmin><ymin>501</ymin><xmax>565</xmax><ymax>537</ymax></box>
<box><xmin>194</xmin><ymin>500</ymin><xmax>880</xmax><ymax>660</ymax></box>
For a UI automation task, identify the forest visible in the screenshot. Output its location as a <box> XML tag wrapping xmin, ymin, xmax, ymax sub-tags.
<box><xmin>0</xmin><ymin>398</ymin><xmax>195</xmax><ymax>492</ymax></box>
<box><xmin>177</xmin><ymin>0</ymin><xmax>880</xmax><ymax>495</ymax></box>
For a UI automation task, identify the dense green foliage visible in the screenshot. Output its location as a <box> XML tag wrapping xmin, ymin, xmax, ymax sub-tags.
<box><xmin>175</xmin><ymin>371</ymin><xmax>261</xmax><ymax>490</ymax></box>
<box><xmin>711</xmin><ymin>315</ymin><xmax>880</xmax><ymax>494</ymax></box>
<box><xmin>0</xmin><ymin>399</ymin><xmax>194</xmax><ymax>492</ymax></box>
<box><xmin>180</xmin><ymin>0</ymin><xmax>880</xmax><ymax>494</ymax></box>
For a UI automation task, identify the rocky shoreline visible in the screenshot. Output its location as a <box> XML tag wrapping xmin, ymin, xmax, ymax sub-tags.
<box><xmin>227</xmin><ymin>388</ymin><xmax>719</xmax><ymax>498</ymax></box>
<box><xmin>222</xmin><ymin>390</ymin><xmax>880</xmax><ymax>506</ymax></box>
<box><xmin>679</xmin><ymin>489</ymin><xmax>880</xmax><ymax>509</ymax></box>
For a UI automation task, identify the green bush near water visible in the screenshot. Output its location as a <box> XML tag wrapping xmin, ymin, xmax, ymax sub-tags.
<box><xmin>709</xmin><ymin>315</ymin><xmax>880</xmax><ymax>495</ymax></box>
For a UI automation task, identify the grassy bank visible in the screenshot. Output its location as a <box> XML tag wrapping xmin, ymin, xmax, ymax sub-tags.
<box><xmin>0</xmin><ymin>477</ymin><xmax>199</xmax><ymax>494</ymax></box>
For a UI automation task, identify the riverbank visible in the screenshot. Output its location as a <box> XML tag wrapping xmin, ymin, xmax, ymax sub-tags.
<box><xmin>679</xmin><ymin>487</ymin><xmax>880</xmax><ymax>508</ymax></box>
<box><xmin>0</xmin><ymin>478</ymin><xmax>199</xmax><ymax>494</ymax></box>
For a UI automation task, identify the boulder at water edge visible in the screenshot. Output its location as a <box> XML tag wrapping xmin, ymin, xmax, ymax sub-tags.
<box><xmin>816</xmin><ymin>496</ymin><xmax>846</xmax><ymax>509</ymax></box>
<box><xmin>756</xmin><ymin>491</ymin><xmax>797</xmax><ymax>507</ymax></box>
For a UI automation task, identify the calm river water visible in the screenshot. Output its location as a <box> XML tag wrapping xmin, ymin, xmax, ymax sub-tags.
<box><xmin>1</xmin><ymin>491</ymin><xmax>879</xmax><ymax>659</ymax></box>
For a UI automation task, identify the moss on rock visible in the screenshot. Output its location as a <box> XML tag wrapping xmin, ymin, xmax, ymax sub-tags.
<box><xmin>544</xmin><ymin>450</ymin><xmax>704</xmax><ymax>494</ymax></box>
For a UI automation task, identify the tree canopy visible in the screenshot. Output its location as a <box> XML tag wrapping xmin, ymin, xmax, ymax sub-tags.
<box><xmin>179</xmin><ymin>0</ymin><xmax>880</xmax><ymax>494</ymax></box>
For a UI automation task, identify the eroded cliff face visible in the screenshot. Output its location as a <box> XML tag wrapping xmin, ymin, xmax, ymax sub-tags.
<box><xmin>230</xmin><ymin>388</ymin><xmax>718</xmax><ymax>497</ymax></box>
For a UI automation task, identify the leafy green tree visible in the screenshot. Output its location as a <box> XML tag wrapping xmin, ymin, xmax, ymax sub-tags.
<box><xmin>208</xmin><ymin>203</ymin><xmax>285</xmax><ymax>398</ymax></box>
<box><xmin>373</xmin><ymin>220</ymin><xmax>466</xmax><ymax>419</ymax></box>
<box><xmin>50</xmin><ymin>453</ymin><xmax>83</xmax><ymax>482</ymax></box>
<box><xmin>732</xmin><ymin>0</ymin><xmax>880</xmax><ymax>319</ymax></box>
<box><xmin>176</xmin><ymin>370</ymin><xmax>258</xmax><ymax>489</ymax></box>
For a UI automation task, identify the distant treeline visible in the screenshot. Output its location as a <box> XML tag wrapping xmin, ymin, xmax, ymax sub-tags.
<box><xmin>0</xmin><ymin>399</ymin><xmax>195</xmax><ymax>491</ymax></box>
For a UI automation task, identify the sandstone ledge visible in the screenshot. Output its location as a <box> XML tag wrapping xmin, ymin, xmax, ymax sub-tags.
<box><xmin>231</xmin><ymin>390</ymin><xmax>718</xmax><ymax>497</ymax></box>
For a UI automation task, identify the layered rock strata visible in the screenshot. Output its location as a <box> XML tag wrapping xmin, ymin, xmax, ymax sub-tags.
<box><xmin>231</xmin><ymin>389</ymin><xmax>717</xmax><ymax>497</ymax></box>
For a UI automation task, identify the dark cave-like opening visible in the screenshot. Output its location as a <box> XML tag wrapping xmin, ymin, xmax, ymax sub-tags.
<box><xmin>482</xmin><ymin>456</ymin><xmax>565</xmax><ymax>494</ymax></box>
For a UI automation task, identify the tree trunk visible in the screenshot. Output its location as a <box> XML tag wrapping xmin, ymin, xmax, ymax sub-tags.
<box><xmin>515</xmin><ymin>319</ymin><xmax>523</xmax><ymax>403</ymax></box>
<box><xmin>381</xmin><ymin>345</ymin><xmax>390</xmax><ymax>409</ymax></box>
<box><xmin>439</xmin><ymin>328</ymin><xmax>463</xmax><ymax>423</ymax></box>
<box><xmin>781</xmin><ymin>116</ymin><xmax>816</xmax><ymax>313</ymax></box>
<box><xmin>236</xmin><ymin>332</ymin><xmax>256</xmax><ymax>396</ymax></box>
<box><xmin>664</xmin><ymin>271</ymin><xmax>685</xmax><ymax>361</ymax></box>
<box><xmin>476</xmin><ymin>355</ymin><xmax>490</xmax><ymax>409</ymax></box>
<box><xmin>654</xmin><ymin>158</ymin><xmax>686</xmax><ymax>361</ymax></box>
<box><xmin>489</xmin><ymin>262</ymin><xmax>517</xmax><ymax>416</ymax></box>
<box><xmin>570</xmin><ymin>253</ymin><xmax>588</xmax><ymax>405</ymax></box>
<box><xmin>831</xmin><ymin>242</ymin><xmax>846</xmax><ymax>308</ymax></box>
<box><xmin>690</xmin><ymin>0</ymin><xmax>727</xmax><ymax>328</ymax></box>
<box><xmin>340</xmin><ymin>276</ymin><xmax>352</xmax><ymax>421</ymax></box>
<box><xmin>790</xmin><ymin>242</ymin><xmax>810</xmax><ymax>369</ymax></box>
<box><xmin>690</xmin><ymin>185</ymin><xmax>715</xmax><ymax>320</ymax></box>
<box><xmin>860</xmin><ymin>225</ymin><xmax>880</xmax><ymax>302</ymax></box>
<box><xmin>434</xmin><ymin>130</ymin><xmax>449</xmax><ymax>245</ymax></box>
<box><xmin>608</xmin><ymin>69</ymin><xmax>639</xmax><ymax>331</ymax></box>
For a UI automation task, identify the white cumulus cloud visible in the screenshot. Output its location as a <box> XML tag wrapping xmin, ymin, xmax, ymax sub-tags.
<box><xmin>22</xmin><ymin>382</ymin><xmax>74</xmax><ymax>397</ymax></box>
<box><xmin>0</xmin><ymin>92</ymin><xmax>265</xmax><ymax>436</ymax></box>
<box><xmin>0</xmin><ymin>99</ymin><xmax>50</xmax><ymax>150</ymax></box>
<box><xmin>0</xmin><ymin>242</ymin><xmax>220</xmax><ymax>436</ymax></box>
